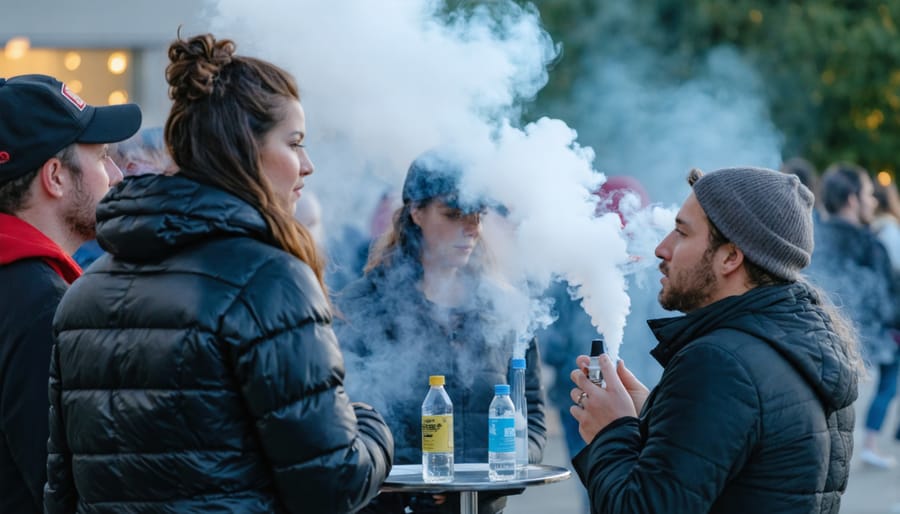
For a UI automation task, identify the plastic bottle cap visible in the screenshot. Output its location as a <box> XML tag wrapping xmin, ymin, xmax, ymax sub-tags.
<box><xmin>511</xmin><ymin>358</ymin><xmax>526</xmax><ymax>369</ymax></box>
<box><xmin>429</xmin><ymin>375</ymin><xmax>445</xmax><ymax>386</ymax></box>
<box><xmin>494</xmin><ymin>384</ymin><xmax>510</xmax><ymax>395</ymax></box>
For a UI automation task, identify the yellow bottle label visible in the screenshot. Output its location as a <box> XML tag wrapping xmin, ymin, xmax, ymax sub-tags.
<box><xmin>422</xmin><ymin>415</ymin><xmax>454</xmax><ymax>453</ymax></box>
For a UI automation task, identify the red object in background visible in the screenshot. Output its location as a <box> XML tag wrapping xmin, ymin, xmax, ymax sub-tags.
<box><xmin>594</xmin><ymin>175</ymin><xmax>650</xmax><ymax>226</ymax></box>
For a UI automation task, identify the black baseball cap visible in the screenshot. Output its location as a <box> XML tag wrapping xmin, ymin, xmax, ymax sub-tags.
<box><xmin>0</xmin><ymin>74</ymin><xmax>142</xmax><ymax>185</ymax></box>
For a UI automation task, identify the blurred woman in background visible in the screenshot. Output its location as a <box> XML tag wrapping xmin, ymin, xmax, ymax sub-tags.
<box><xmin>336</xmin><ymin>150</ymin><xmax>546</xmax><ymax>514</ymax></box>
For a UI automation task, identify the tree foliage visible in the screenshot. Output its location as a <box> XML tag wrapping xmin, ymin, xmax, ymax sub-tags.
<box><xmin>526</xmin><ymin>0</ymin><xmax>900</xmax><ymax>176</ymax></box>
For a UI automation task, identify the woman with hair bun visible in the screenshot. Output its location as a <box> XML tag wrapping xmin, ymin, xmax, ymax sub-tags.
<box><xmin>45</xmin><ymin>33</ymin><xmax>393</xmax><ymax>513</ymax></box>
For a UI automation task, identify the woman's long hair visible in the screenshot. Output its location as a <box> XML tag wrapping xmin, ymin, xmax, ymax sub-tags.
<box><xmin>365</xmin><ymin>201</ymin><xmax>427</xmax><ymax>276</ymax></box>
<box><xmin>164</xmin><ymin>33</ymin><xmax>326</xmax><ymax>293</ymax></box>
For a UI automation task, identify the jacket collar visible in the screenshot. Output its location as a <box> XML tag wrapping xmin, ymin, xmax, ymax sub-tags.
<box><xmin>648</xmin><ymin>291</ymin><xmax>750</xmax><ymax>368</ymax></box>
<box><xmin>96</xmin><ymin>174</ymin><xmax>273</xmax><ymax>262</ymax></box>
<box><xmin>647</xmin><ymin>282</ymin><xmax>858</xmax><ymax>411</ymax></box>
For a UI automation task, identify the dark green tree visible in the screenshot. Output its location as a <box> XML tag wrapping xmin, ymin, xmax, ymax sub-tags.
<box><xmin>526</xmin><ymin>0</ymin><xmax>900</xmax><ymax>176</ymax></box>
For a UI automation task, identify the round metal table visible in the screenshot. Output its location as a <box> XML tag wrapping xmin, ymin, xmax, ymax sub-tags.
<box><xmin>381</xmin><ymin>463</ymin><xmax>571</xmax><ymax>514</ymax></box>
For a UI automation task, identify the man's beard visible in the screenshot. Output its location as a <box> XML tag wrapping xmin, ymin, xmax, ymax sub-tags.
<box><xmin>658</xmin><ymin>246</ymin><xmax>717</xmax><ymax>313</ymax></box>
<box><xmin>63</xmin><ymin>166</ymin><xmax>98</xmax><ymax>241</ymax></box>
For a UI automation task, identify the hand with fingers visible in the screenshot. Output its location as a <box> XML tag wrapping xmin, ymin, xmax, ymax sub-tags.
<box><xmin>569</xmin><ymin>354</ymin><xmax>648</xmax><ymax>443</ymax></box>
<box><xmin>610</xmin><ymin>357</ymin><xmax>650</xmax><ymax>414</ymax></box>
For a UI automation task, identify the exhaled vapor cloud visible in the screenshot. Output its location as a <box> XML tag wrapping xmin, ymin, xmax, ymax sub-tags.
<box><xmin>207</xmin><ymin>0</ymin><xmax>677</xmax><ymax>386</ymax></box>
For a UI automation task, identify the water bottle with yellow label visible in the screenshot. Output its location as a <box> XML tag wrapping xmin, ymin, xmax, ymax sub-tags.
<box><xmin>421</xmin><ymin>375</ymin><xmax>454</xmax><ymax>482</ymax></box>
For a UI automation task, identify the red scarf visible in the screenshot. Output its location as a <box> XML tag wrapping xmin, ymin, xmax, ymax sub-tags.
<box><xmin>0</xmin><ymin>213</ymin><xmax>82</xmax><ymax>284</ymax></box>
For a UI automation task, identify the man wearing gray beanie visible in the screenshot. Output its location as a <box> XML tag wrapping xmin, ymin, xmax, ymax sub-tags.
<box><xmin>569</xmin><ymin>167</ymin><xmax>861</xmax><ymax>514</ymax></box>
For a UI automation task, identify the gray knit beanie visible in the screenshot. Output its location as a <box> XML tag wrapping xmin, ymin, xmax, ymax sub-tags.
<box><xmin>692</xmin><ymin>166</ymin><xmax>814</xmax><ymax>281</ymax></box>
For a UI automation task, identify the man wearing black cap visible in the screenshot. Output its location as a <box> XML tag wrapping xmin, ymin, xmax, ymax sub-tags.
<box><xmin>568</xmin><ymin>167</ymin><xmax>861</xmax><ymax>513</ymax></box>
<box><xmin>0</xmin><ymin>74</ymin><xmax>141</xmax><ymax>513</ymax></box>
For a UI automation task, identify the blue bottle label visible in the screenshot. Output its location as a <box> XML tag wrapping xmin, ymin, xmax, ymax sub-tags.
<box><xmin>488</xmin><ymin>417</ymin><xmax>515</xmax><ymax>453</ymax></box>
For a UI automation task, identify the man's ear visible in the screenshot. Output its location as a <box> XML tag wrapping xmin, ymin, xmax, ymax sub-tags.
<box><xmin>37</xmin><ymin>157</ymin><xmax>67</xmax><ymax>199</ymax></box>
<box><xmin>719</xmin><ymin>242</ymin><xmax>745</xmax><ymax>276</ymax></box>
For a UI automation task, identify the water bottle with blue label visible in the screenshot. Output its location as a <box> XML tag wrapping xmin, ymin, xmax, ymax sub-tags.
<box><xmin>488</xmin><ymin>384</ymin><xmax>516</xmax><ymax>481</ymax></box>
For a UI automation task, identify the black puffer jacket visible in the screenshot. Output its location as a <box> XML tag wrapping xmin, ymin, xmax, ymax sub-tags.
<box><xmin>45</xmin><ymin>174</ymin><xmax>393</xmax><ymax>514</ymax></box>
<box><xmin>574</xmin><ymin>282</ymin><xmax>858</xmax><ymax>514</ymax></box>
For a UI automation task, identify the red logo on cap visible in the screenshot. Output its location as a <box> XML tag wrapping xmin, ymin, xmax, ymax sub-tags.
<box><xmin>60</xmin><ymin>84</ymin><xmax>86</xmax><ymax>111</ymax></box>
<box><xmin>0</xmin><ymin>152</ymin><xmax>9</xmax><ymax>164</ymax></box>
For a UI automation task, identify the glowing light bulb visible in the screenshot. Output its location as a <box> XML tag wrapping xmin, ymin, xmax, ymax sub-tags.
<box><xmin>107</xmin><ymin>52</ymin><xmax>128</xmax><ymax>75</ymax></box>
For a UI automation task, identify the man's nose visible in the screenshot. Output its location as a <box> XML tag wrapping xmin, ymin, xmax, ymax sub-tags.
<box><xmin>104</xmin><ymin>156</ymin><xmax>124</xmax><ymax>186</ymax></box>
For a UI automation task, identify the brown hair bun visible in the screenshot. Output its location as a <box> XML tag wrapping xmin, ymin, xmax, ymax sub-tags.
<box><xmin>166</xmin><ymin>33</ymin><xmax>236</xmax><ymax>102</ymax></box>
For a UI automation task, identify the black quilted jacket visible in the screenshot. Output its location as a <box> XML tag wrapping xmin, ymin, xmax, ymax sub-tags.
<box><xmin>574</xmin><ymin>282</ymin><xmax>858</xmax><ymax>514</ymax></box>
<box><xmin>45</xmin><ymin>174</ymin><xmax>393</xmax><ymax>513</ymax></box>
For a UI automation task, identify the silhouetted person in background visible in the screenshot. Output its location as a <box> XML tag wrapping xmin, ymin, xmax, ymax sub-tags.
<box><xmin>808</xmin><ymin>163</ymin><xmax>899</xmax><ymax>469</ymax></box>
<box><xmin>871</xmin><ymin>179</ymin><xmax>900</xmax><ymax>451</ymax></box>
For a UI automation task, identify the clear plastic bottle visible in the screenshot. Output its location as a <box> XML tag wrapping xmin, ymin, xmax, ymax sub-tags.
<box><xmin>510</xmin><ymin>358</ymin><xmax>528</xmax><ymax>473</ymax></box>
<box><xmin>488</xmin><ymin>384</ymin><xmax>516</xmax><ymax>481</ymax></box>
<box><xmin>421</xmin><ymin>375</ymin><xmax>454</xmax><ymax>483</ymax></box>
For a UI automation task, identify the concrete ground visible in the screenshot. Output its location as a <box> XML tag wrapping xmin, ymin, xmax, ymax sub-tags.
<box><xmin>506</xmin><ymin>370</ymin><xmax>900</xmax><ymax>514</ymax></box>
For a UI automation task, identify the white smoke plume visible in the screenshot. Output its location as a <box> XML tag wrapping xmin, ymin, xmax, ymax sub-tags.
<box><xmin>532</xmin><ymin>5</ymin><xmax>785</xmax><ymax>385</ymax></box>
<box><xmin>204</xmin><ymin>0</ymin><xmax>655</xmax><ymax>371</ymax></box>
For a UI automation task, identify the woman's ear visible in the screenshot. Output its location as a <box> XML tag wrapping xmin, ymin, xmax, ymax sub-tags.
<box><xmin>410</xmin><ymin>205</ymin><xmax>423</xmax><ymax>228</ymax></box>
